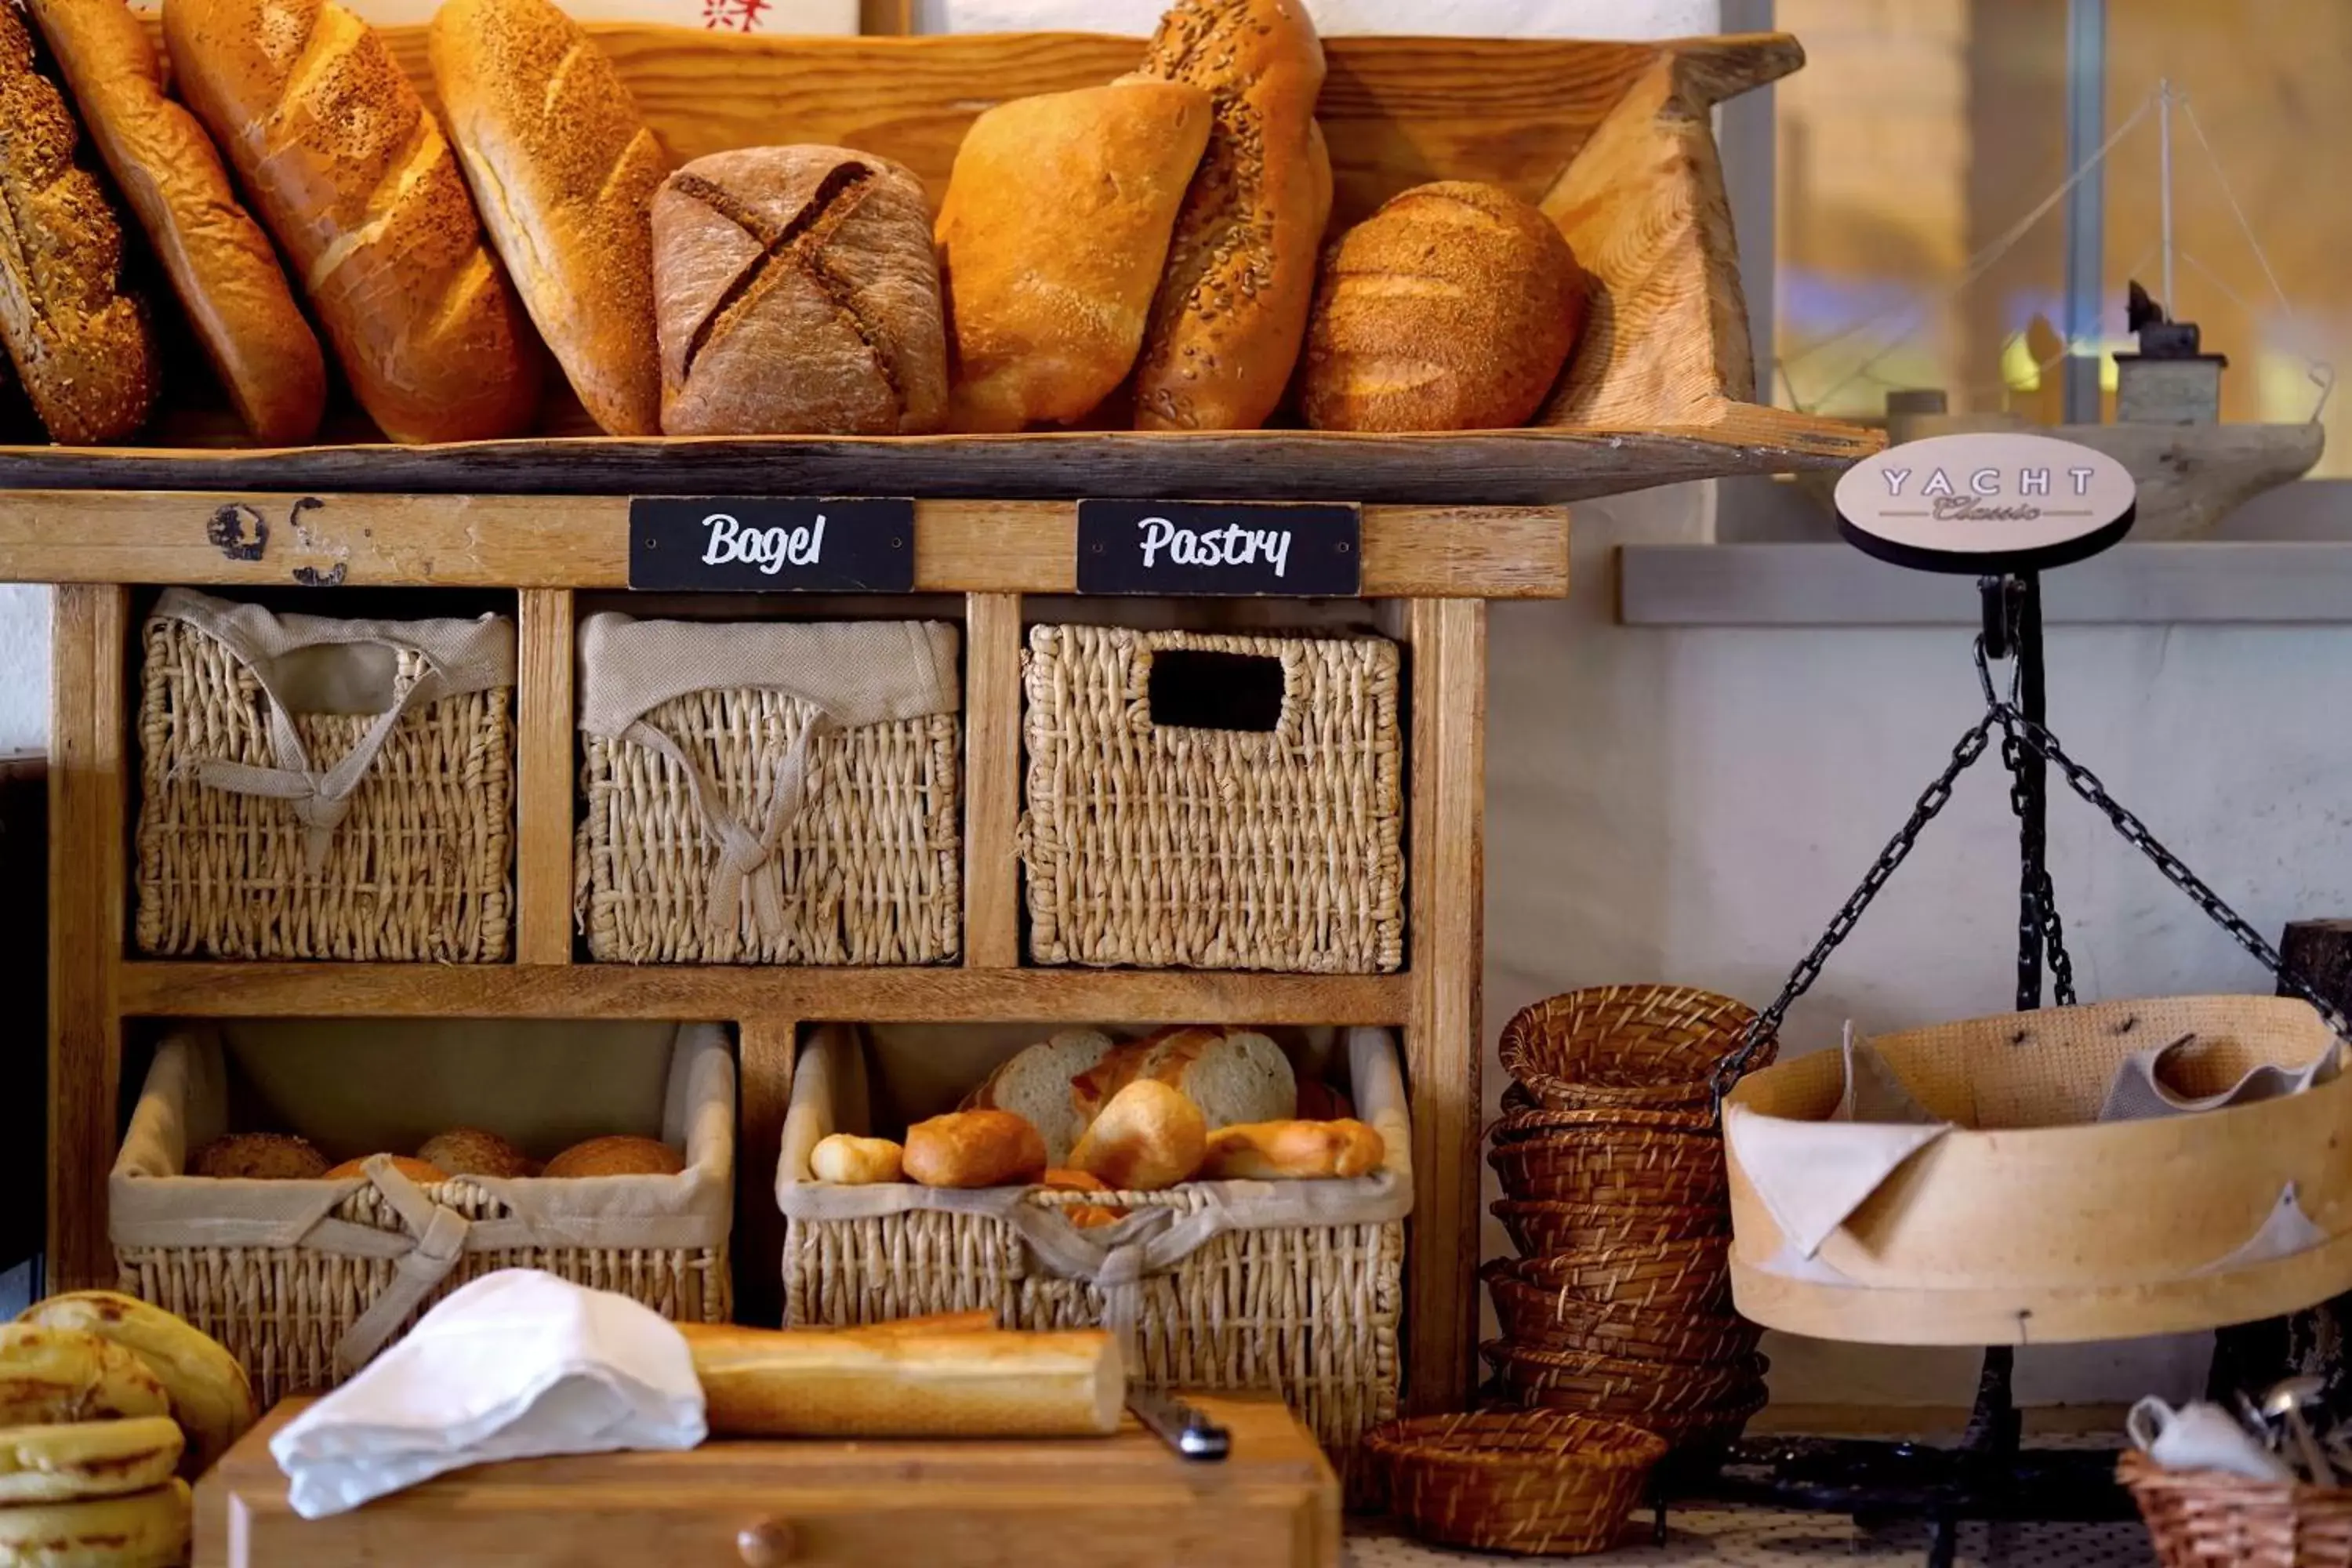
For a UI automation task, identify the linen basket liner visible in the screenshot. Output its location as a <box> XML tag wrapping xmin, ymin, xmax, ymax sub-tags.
<box><xmin>577</xmin><ymin>613</ymin><xmax>960</xmax><ymax>940</ymax></box>
<box><xmin>145</xmin><ymin>588</ymin><xmax>515</xmax><ymax>871</ymax></box>
<box><xmin>111</xmin><ymin>1023</ymin><xmax>733</xmax><ymax>1374</ymax></box>
<box><xmin>779</xmin><ymin>1025</ymin><xmax>1413</xmax><ymax>1347</ymax></box>
<box><xmin>1727</xmin><ymin>996</ymin><xmax>2344</xmax><ymax>1277</ymax></box>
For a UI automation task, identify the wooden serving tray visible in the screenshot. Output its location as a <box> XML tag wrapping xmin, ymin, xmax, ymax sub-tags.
<box><xmin>10</xmin><ymin>27</ymin><xmax>1876</xmax><ymax>503</ymax></box>
<box><xmin>197</xmin><ymin>1396</ymin><xmax>1339</xmax><ymax>1568</ymax></box>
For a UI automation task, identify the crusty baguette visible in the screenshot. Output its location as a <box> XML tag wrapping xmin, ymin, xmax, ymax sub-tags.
<box><xmin>678</xmin><ymin>1322</ymin><xmax>1120</xmax><ymax>1439</ymax></box>
<box><xmin>1069</xmin><ymin>1080</ymin><xmax>1206</xmax><ymax>1191</ymax></box>
<box><xmin>810</xmin><ymin>1134</ymin><xmax>904</xmax><ymax>1185</ymax></box>
<box><xmin>935</xmin><ymin>78</ymin><xmax>1211</xmax><ymax>432</ymax></box>
<box><xmin>0</xmin><ymin>1</ymin><xmax>157</xmax><ymax>445</ymax></box>
<box><xmin>16</xmin><ymin>1291</ymin><xmax>256</xmax><ymax>1477</ymax></box>
<box><xmin>902</xmin><ymin>1109</ymin><xmax>1047</xmax><ymax>1189</ymax></box>
<box><xmin>165</xmin><ymin>0</ymin><xmax>542</xmax><ymax>443</ymax></box>
<box><xmin>1131</xmin><ymin>0</ymin><xmax>1330</xmax><ymax>430</ymax></box>
<box><xmin>27</xmin><ymin>0</ymin><xmax>320</xmax><ymax>445</ymax></box>
<box><xmin>1200</xmin><ymin>1117</ymin><xmax>1385</xmax><ymax>1180</ymax></box>
<box><xmin>0</xmin><ymin>1477</ymin><xmax>191</xmax><ymax>1568</ymax></box>
<box><xmin>430</xmin><ymin>0</ymin><xmax>666</xmax><ymax>435</ymax></box>
<box><xmin>0</xmin><ymin>1417</ymin><xmax>183</xmax><ymax>1504</ymax></box>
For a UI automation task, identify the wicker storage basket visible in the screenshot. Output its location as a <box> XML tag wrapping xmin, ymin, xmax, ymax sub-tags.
<box><xmin>1487</xmin><ymin>1127</ymin><xmax>1726</xmax><ymax>1207</ymax></box>
<box><xmin>1364</xmin><ymin>1410</ymin><xmax>1667</xmax><ymax>1556</ymax></box>
<box><xmin>2119</xmin><ymin>1451</ymin><xmax>2352</xmax><ymax>1568</ymax></box>
<box><xmin>134</xmin><ymin>589</ymin><xmax>514</xmax><ymax>961</ymax></box>
<box><xmin>1501</xmin><ymin>987</ymin><xmax>1764</xmax><ymax>1111</ymax></box>
<box><xmin>1485</xmin><ymin>1262</ymin><xmax>1759</xmax><ymax>1363</ymax></box>
<box><xmin>779</xmin><ymin>1025</ymin><xmax>1410</xmax><ymax>1454</ymax></box>
<box><xmin>1509</xmin><ymin>1240</ymin><xmax>1733</xmax><ymax>1315</ymax></box>
<box><xmin>110</xmin><ymin>1025</ymin><xmax>734</xmax><ymax>1404</ymax></box>
<box><xmin>577</xmin><ymin>615</ymin><xmax>962</xmax><ymax>964</ymax></box>
<box><xmin>1020</xmin><ymin>624</ymin><xmax>1403</xmax><ymax>973</ymax></box>
<box><xmin>1485</xmin><ymin>1342</ymin><xmax>1769</xmax><ymax>1445</ymax></box>
<box><xmin>1490</xmin><ymin>1103</ymin><xmax>1716</xmax><ymax>1145</ymax></box>
<box><xmin>1495</xmin><ymin>1200</ymin><xmax>1729</xmax><ymax>1258</ymax></box>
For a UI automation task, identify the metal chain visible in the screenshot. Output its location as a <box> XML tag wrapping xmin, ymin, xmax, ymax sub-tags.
<box><xmin>2002</xmin><ymin>727</ymin><xmax>2079</xmax><ymax>1008</ymax></box>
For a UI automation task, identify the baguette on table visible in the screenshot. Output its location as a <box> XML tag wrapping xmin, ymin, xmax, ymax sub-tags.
<box><xmin>678</xmin><ymin>1319</ymin><xmax>1121</xmax><ymax>1439</ymax></box>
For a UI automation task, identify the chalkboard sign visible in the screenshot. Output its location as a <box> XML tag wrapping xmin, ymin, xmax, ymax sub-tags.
<box><xmin>629</xmin><ymin>496</ymin><xmax>916</xmax><ymax>592</ymax></box>
<box><xmin>1076</xmin><ymin>499</ymin><xmax>1361</xmax><ymax>597</ymax></box>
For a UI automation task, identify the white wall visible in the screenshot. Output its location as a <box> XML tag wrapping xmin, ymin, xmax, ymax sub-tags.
<box><xmin>0</xmin><ymin>586</ymin><xmax>45</xmax><ymax>754</ymax></box>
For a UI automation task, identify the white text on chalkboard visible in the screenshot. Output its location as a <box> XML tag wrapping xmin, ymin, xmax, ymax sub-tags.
<box><xmin>1135</xmin><ymin>517</ymin><xmax>1292</xmax><ymax>579</ymax></box>
<box><xmin>701</xmin><ymin>511</ymin><xmax>828</xmax><ymax>575</ymax></box>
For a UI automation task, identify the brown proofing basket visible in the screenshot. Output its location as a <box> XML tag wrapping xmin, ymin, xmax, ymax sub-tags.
<box><xmin>1490</xmin><ymin>1102</ymin><xmax>1716</xmax><ymax>1145</ymax></box>
<box><xmin>135</xmin><ymin>591</ymin><xmax>514</xmax><ymax>962</ymax></box>
<box><xmin>1496</xmin><ymin>1199</ymin><xmax>1729</xmax><ymax>1257</ymax></box>
<box><xmin>576</xmin><ymin>617</ymin><xmax>963</xmax><ymax>965</ymax></box>
<box><xmin>1020</xmin><ymin>625</ymin><xmax>1404</xmax><ymax>973</ymax></box>
<box><xmin>1511</xmin><ymin>1239</ymin><xmax>1733</xmax><ymax>1316</ymax></box>
<box><xmin>2119</xmin><ymin>1451</ymin><xmax>2352</xmax><ymax>1568</ymax></box>
<box><xmin>1487</xmin><ymin>1127</ymin><xmax>1726</xmax><ymax>1207</ymax></box>
<box><xmin>1363</xmin><ymin>1410</ymin><xmax>1668</xmax><ymax>1556</ymax></box>
<box><xmin>1485</xmin><ymin>1261</ymin><xmax>1759</xmax><ymax>1364</ymax></box>
<box><xmin>1500</xmin><ymin>986</ymin><xmax>1765</xmax><ymax>1111</ymax></box>
<box><xmin>780</xmin><ymin>1025</ymin><xmax>1409</xmax><ymax>1457</ymax></box>
<box><xmin>111</xmin><ymin>1027</ymin><xmax>732</xmax><ymax>1405</ymax></box>
<box><xmin>1485</xmin><ymin>1342</ymin><xmax>1770</xmax><ymax>1447</ymax></box>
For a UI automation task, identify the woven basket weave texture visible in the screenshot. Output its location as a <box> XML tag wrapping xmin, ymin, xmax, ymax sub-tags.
<box><xmin>2119</xmin><ymin>1451</ymin><xmax>2352</xmax><ymax>1568</ymax></box>
<box><xmin>1363</xmin><ymin>1410</ymin><xmax>1666</xmax><ymax>1555</ymax></box>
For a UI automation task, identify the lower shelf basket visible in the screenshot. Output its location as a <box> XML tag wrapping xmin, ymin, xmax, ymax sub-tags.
<box><xmin>110</xmin><ymin>1024</ymin><xmax>735</xmax><ymax>1404</ymax></box>
<box><xmin>778</xmin><ymin>1024</ymin><xmax>1412</xmax><ymax>1457</ymax></box>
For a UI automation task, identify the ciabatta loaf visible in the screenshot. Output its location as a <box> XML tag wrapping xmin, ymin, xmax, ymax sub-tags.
<box><xmin>431</xmin><ymin>0</ymin><xmax>666</xmax><ymax>436</ymax></box>
<box><xmin>27</xmin><ymin>0</ymin><xmax>318</xmax><ymax>444</ymax></box>
<box><xmin>165</xmin><ymin>0</ymin><xmax>543</xmax><ymax>443</ymax></box>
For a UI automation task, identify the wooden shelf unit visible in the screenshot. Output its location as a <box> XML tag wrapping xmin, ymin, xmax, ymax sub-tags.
<box><xmin>28</xmin><ymin>489</ymin><xmax>1567</xmax><ymax>1420</ymax></box>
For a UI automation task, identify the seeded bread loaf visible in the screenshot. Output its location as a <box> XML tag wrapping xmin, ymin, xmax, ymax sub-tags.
<box><xmin>1131</xmin><ymin>0</ymin><xmax>1330</xmax><ymax>431</ymax></box>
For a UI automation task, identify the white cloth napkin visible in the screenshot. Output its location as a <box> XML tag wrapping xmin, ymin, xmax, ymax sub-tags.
<box><xmin>270</xmin><ymin>1269</ymin><xmax>706</xmax><ymax>1519</ymax></box>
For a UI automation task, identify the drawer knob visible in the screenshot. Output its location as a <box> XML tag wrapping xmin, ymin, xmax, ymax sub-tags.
<box><xmin>738</xmin><ymin>1519</ymin><xmax>796</xmax><ymax>1566</ymax></box>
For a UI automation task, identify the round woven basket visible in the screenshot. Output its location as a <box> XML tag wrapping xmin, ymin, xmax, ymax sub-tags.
<box><xmin>1487</xmin><ymin>1129</ymin><xmax>1727</xmax><ymax>1207</ymax></box>
<box><xmin>2118</xmin><ymin>1452</ymin><xmax>2352</xmax><ymax>1568</ymax></box>
<box><xmin>1484</xmin><ymin>1262</ymin><xmax>1760</xmax><ymax>1364</ymax></box>
<box><xmin>1489</xmin><ymin>1102</ymin><xmax>1717</xmax><ymax>1145</ymax></box>
<box><xmin>1363</xmin><ymin>1410</ymin><xmax>1668</xmax><ymax>1556</ymax></box>
<box><xmin>1483</xmin><ymin>1340</ymin><xmax>1767</xmax><ymax>1417</ymax></box>
<box><xmin>1494</xmin><ymin>1199</ymin><xmax>1729</xmax><ymax>1258</ymax></box>
<box><xmin>1500</xmin><ymin>986</ymin><xmax>1766</xmax><ymax>1112</ymax></box>
<box><xmin>1512</xmin><ymin>1240</ymin><xmax>1733</xmax><ymax>1315</ymax></box>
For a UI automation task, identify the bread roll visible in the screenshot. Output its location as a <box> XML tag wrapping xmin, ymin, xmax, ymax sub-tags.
<box><xmin>416</xmin><ymin>1127</ymin><xmax>532</xmax><ymax>1180</ymax></box>
<box><xmin>165</xmin><ymin>0</ymin><xmax>543</xmax><ymax>443</ymax></box>
<box><xmin>320</xmin><ymin>1155</ymin><xmax>448</xmax><ymax>1184</ymax></box>
<box><xmin>430</xmin><ymin>0</ymin><xmax>666</xmax><ymax>435</ymax></box>
<box><xmin>1037</xmin><ymin>1168</ymin><xmax>1108</xmax><ymax>1194</ymax></box>
<box><xmin>968</xmin><ymin>1028</ymin><xmax>1295</xmax><ymax>1166</ymax></box>
<box><xmin>652</xmin><ymin>146</ymin><xmax>945</xmax><ymax>437</ymax></box>
<box><xmin>0</xmin><ymin>1477</ymin><xmax>191</xmax><ymax>1568</ymax></box>
<box><xmin>1200</xmin><ymin>1117</ymin><xmax>1385</xmax><ymax>1180</ymax></box>
<box><xmin>26</xmin><ymin>0</ymin><xmax>319</xmax><ymax>445</ymax></box>
<box><xmin>1132</xmin><ymin>0</ymin><xmax>1330</xmax><ymax>430</ymax></box>
<box><xmin>0</xmin><ymin>2</ymin><xmax>157</xmax><ymax>445</ymax></box>
<box><xmin>680</xmin><ymin>1321</ymin><xmax>1120</xmax><ymax>1439</ymax></box>
<box><xmin>1069</xmin><ymin>1080</ymin><xmax>1206</xmax><ymax>1191</ymax></box>
<box><xmin>0</xmin><ymin>1327</ymin><xmax>169</xmax><ymax>1427</ymax></box>
<box><xmin>902</xmin><ymin>1111</ymin><xmax>1047</xmax><ymax>1189</ymax></box>
<box><xmin>0</xmin><ymin>1417</ymin><xmax>182</xmax><ymax>1504</ymax></box>
<box><xmin>936</xmin><ymin>79</ymin><xmax>1211</xmax><ymax>431</ymax></box>
<box><xmin>188</xmin><ymin>1132</ymin><xmax>326</xmax><ymax>1180</ymax></box>
<box><xmin>1301</xmin><ymin>180</ymin><xmax>1585</xmax><ymax>432</ymax></box>
<box><xmin>810</xmin><ymin>1134</ymin><xmax>904</xmax><ymax>1185</ymax></box>
<box><xmin>16</xmin><ymin>1292</ymin><xmax>256</xmax><ymax>1477</ymax></box>
<box><xmin>542</xmin><ymin>1135</ymin><xmax>684</xmax><ymax>1178</ymax></box>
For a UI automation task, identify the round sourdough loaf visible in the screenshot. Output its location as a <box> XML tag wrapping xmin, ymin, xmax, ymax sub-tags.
<box><xmin>542</xmin><ymin>1134</ymin><xmax>684</xmax><ymax>1178</ymax></box>
<box><xmin>188</xmin><ymin>1133</ymin><xmax>327</xmax><ymax>1181</ymax></box>
<box><xmin>320</xmin><ymin>1155</ymin><xmax>449</xmax><ymax>1185</ymax></box>
<box><xmin>416</xmin><ymin>1127</ymin><xmax>533</xmax><ymax>1180</ymax></box>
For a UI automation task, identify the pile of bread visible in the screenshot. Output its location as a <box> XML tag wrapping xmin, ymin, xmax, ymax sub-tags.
<box><xmin>811</xmin><ymin>1026</ymin><xmax>1385</xmax><ymax>1222</ymax></box>
<box><xmin>0</xmin><ymin>1290</ymin><xmax>257</xmax><ymax>1568</ymax></box>
<box><xmin>187</xmin><ymin>1126</ymin><xmax>685</xmax><ymax>1181</ymax></box>
<box><xmin>0</xmin><ymin>0</ymin><xmax>1587</xmax><ymax>448</ymax></box>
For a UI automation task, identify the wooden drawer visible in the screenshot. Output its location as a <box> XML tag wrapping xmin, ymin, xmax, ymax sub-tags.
<box><xmin>201</xmin><ymin>1396</ymin><xmax>1338</xmax><ymax>1568</ymax></box>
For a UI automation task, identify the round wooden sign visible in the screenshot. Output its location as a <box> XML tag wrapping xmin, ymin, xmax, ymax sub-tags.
<box><xmin>1833</xmin><ymin>431</ymin><xmax>2138</xmax><ymax>575</ymax></box>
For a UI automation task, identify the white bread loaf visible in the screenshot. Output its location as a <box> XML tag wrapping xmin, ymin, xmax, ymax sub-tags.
<box><xmin>967</xmin><ymin>1027</ymin><xmax>1295</xmax><ymax>1166</ymax></box>
<box><xmin>960</xmin><ymin>1029</ymin><xmax>1114</xmax><ymax>1165</ymax></box>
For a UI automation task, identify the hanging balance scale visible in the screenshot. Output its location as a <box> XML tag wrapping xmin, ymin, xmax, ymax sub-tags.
<box><xmin>1695</xmin><ymin>431</ymin><xmax>2352</xmax><ymax>1563</ymax></box>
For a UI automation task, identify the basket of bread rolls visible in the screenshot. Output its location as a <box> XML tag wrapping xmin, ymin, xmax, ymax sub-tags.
<box><xmin>107</xmin><ymin>1023</ymin><xmax>735</xmax><ymax>1404</ymax></box>
<box><xmin>0</xmin><ymin>0</ymin><xmax>1866</xmax><ymax>501</ymax></box>
<box><xmin>778</xmin><ymin>1023</ymin><xmax>1410</xmax><ymax>1460</ymax></box>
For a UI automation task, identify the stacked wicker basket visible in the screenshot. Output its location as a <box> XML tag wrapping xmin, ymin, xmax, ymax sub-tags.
<box><xmin>1482</xmin><ymin>985</ymin><xmax>1774</xmax><ymax>1459</ymax></box>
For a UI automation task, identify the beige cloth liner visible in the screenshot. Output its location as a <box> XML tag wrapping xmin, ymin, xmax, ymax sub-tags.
<box><xmin>112</xmin><ymin>1023</ymin><xmax>734</xmax><ymax>1374</ymax></box>
<box><xmin>779</xmin><ymin>1025</ymin><xmax>1414</xmax><ymax>1352</ymax></box>
<box><xmin>576</xmin><ymin>614</ymin><xmax>960</xmax><ymax>939</ymax></box>
<box><xmin>148</xmin><ymin>589</ymin><xmax>515</xmax><ymax>872</ymax></box>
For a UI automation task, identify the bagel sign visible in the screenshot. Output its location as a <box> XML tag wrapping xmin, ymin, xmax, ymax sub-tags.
<box><xmin>627</xmin><ymin>495</ymin><xmax>916</xmax><ymax>591</ymax></box>
<box><xmin>1833</xmin><ymin>432</ymin><xmax>2138</xmax><ymax>574</ymax></box>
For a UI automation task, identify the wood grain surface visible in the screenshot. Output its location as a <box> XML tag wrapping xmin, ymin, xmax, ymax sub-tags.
<box><xmin>202</xmin><ymin>1395</ymin><xmax>1338</xmax><ymax>1568</ymax></box>
<box><xmin>961</xmin><ymin>594</ymin><xmax>1023</xmax><ymax>968</ymax></box>
<box><xmin>514</xmin><ymin>590</ymin><xmax>576</xmax><ymax>965</ymax></box>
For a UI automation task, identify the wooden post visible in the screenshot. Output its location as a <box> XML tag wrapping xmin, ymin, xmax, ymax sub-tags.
<box><xmin>1403</xmin><ymin>597</ymin><xmax>1486</xmax><ymax>1415</ymax></box>
<box><xmin>732</xmin><ymin>1015</ymin><xmax>798</xmax><ymax>1329</ymax></box>
<box><xmin>49</xmin><ymin>586</ymin><xmax>128</xmax><ymax>1292</ymax></box>
<box><xmin>962</xmin><ymin>593</ymin><xmax>1023</xmax><ymax>968</ymax></box>
<box><xmin>514</xmin><ymin>589</ymin><xmax>575</xmax><ymax>965</ymax></box>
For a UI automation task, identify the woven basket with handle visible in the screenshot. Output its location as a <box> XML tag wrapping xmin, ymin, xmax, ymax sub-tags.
<box><xmin>2120</xmin><ymin>1452</ymin><xmax>2352</xmax><ymax>1568</ymax></box>
<box><xmin>1363</xmin><ymin>1410</ymin><xmax>1667</xmax><ymax>1556</ymax></box>
<box><xmin>1500</xmin><ymin>986</ymin><xmax>1765</xmax><ymax>1111</ymax></box>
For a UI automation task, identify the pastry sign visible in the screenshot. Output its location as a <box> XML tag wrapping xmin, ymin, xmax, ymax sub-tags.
<box><xmin>627</xmin><ymin>496</ymin><xmax>916</xmax><ymax>591</ymax></box>
<box><xmin>1833</xmin><ymin>432</ymin><xmax>2137</xmax><ymax>574</ymax></box>
<box><xmin>1077</xmin><ymin>499</ymin><xmax>1361</xmax><ymax>596</ymax></box>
